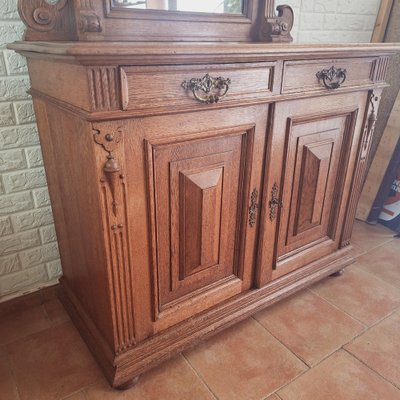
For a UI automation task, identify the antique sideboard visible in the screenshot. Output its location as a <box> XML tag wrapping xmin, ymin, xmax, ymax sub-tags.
<box><xmin>10</xmin><ymin>0</ymin><xmax>400</xmax><ymax>389</ymax></box>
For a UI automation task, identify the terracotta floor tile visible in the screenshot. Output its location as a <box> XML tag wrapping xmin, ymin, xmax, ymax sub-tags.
<box><xmin>345</xmin><ymin>310</ymin><xmax>400</xmax><ymax>388</ymax></box>
<box><xmin>0</xmin><ymin>347</ymin><xmax>19</xmax><ymax>400</ymax></box>
<box><xmin>354</xmin><ymin>240</ymin><xmax>400</xmax><ymax>287</ymax></box>
<box><xmin>310</xmin><ymin>267</ymin><xmax>400</xmax><ymax>325</ymax></box>
<box><xmin>278</xmin><ymin>350</ymin><xmax>400</xmax><ymax>400</ymax></box>
<box><xmin>43</xmin><ymin>298</ymin><xmax>71</xmax><ymax>326</ymax></box>
<box><xmin>184</xmin><ymin>318</ymin><xmax>307</xmax><ymax>400</ymax></box>
<box><xmin>62</xmin><ymin>392</ymin><xmax>87</xmax><ymax>400</ymax></box>
<box><xmin>84</xmin><ymin>355</ymin><xmax>215</xmax><ymax>400</ymax></box>
<box><xmin>265</xmin><ymin>395</ymin><xmax>281</xmax><ymax>400</ymax></box>
<box><xmin>7</xmin><ymin>321</ymin><xmax>103</xmax><ymax>400</ymax></box>
<box><xmin>0</xmin><ymin>305</ymin><xmax>51</xmax><ymax>346</ymax></box>
<box><xmin>254</xmin><ymin>290</ymin><xmax>364</xmax><ymax>366</ymax></box>
<box><xmin>351</xmin><ymin>221</ymin><xmax>394</xmax><ymax>256</ymax></box>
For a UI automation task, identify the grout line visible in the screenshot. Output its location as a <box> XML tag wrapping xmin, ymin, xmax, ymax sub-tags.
<box><xmin>181</xmin><ymin>353</ymin><xmax>219</xmax><ymax>400</ymax></box>
<box><xmin>351</xmin><ymin>236</ymin><xmax>396</xmax><ymax>258</ymax></box>
<box><xmin>351</xmin><ymin>263</ymin><xmax>400</xmax><ymax>293</ymax></box>
<box><xmin>342</xmin><ymin>348</ymin><xmax>400</xmax><ymax>391</ymax></box>
<box><xmin>307</xmin><ymin>287</ymin><xmax>369</xmax><ymax>327</ymax></box>
<box><xmin>251</xmin><ymin>316</ymin><xmax>311</xmax><ymax>369</ymax></box>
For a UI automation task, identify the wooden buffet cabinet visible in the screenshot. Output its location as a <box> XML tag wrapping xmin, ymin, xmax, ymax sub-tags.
<box><xmin>11</xmin><ymin>0</ymin><xmax>400</xmax><ymax>389</ymax></box>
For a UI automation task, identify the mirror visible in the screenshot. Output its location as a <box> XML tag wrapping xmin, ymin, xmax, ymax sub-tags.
<box><xmin>112</xmin><ymin>0</ymin><xmax>244</xmax><ymax>14</ymax></box>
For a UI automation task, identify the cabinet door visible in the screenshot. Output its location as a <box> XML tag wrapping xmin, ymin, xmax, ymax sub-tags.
<box><xmin>257</xmin><ymin>92</ymin><xmax>369</xmax><ymax>284</ymax></box>
<box><xmin>143</xmin><ymin>105</ymin><xmax>268</xmax><ymax>329</ymax></box>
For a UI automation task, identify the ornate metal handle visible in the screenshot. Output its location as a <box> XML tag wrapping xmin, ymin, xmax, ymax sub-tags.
<box><xmin>269</xmin><ymin>182</ymin><xmax>283</xmax><ymax>222</ymax></box>
<box><xmin>316</xmin><ymin>66</ymin><xmax>347</xmax><ymax>90</ymax></box>
<box><xmin>181</xmin><ymin>74</ymin><xmax>231</xmax><ymax>104</ymax></box>
<box><xmin>248</xmin><ymin>188</ymin><xmax>259</xmax><ymax>227</ymax></box>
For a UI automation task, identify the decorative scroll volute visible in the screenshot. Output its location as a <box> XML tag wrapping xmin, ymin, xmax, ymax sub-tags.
<box><xmin>18</xmin><ymin>0</ymin><xmax>68</xmax><ymax>32</ymax></box>
<box><xmin>256</xmin><ymin>2</ymin><xmax>294</xmax><ymax>42</ymax></box>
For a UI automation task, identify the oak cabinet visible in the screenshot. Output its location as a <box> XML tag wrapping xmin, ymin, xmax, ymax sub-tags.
<box><xmin>10</xmin><ymin>0</ymin><xmax>400</xmax><ymax>390</ymax></box>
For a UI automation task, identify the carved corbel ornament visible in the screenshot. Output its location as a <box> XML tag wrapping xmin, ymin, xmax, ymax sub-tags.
<box><xmin>93</xmin><ymin>127</ymin><xmax>123</xmax><ymax>216</ymax></box>
<box><xmin>78</xmin><ymin>0</ymin><xmax>102</xmax><ymax>33</ymax></box>
<box><xmin>17</xmin><ymin>0</ymin><xmax>68</xmax><ymax>32</ymax></box>
<box><xmin>256</xmin><ymin>1</ymin><xmax>294</xmax><ymax>43</ymax></box>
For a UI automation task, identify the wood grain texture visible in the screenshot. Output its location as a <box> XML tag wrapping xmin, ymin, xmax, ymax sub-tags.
<box><xmin>9</xmin><ymin>5</ymin><xmax>400</xmax><ymax>388</ymax></box>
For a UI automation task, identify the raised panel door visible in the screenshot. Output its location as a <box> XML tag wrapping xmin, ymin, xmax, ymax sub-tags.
<box><xmin>257</xmin><ymin>92</ymin><xmax>370</xmax><ymax>285</ymax></box>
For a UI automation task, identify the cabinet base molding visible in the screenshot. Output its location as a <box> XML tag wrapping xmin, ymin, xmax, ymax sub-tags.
<box><xmin>60</xmin><ymin>251</ymin><xmax>354</xmax><ymax>388</ymax></box>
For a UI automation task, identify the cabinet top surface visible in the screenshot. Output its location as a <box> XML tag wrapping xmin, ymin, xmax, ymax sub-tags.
<box><xmin>8</xmin><ymin>41</ymin><xmax>400</xmax><ymax>64</ymax></box>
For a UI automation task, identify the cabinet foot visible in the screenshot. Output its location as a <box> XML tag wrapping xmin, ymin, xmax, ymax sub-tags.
<box><xmin>115</xmin><ymin>375</ymin><xmax>141</xmax><ymax>390</ymax></box>
<box><xmin>331</xmin><ymin>269</ymin><xmax>345</xmax><ymax>277</ymax></box>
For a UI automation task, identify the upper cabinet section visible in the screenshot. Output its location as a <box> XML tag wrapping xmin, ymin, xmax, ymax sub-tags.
<box><xmin>17</xmin><ymin>0</ymin><xmax>294</xmax><ymax>42</ymax></box>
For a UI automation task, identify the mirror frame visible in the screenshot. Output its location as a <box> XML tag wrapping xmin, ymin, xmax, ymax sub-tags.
<box><xmin>17</xmin><ymin>0</ymin><xmax>294</xmax><ymax>43</ymax></box>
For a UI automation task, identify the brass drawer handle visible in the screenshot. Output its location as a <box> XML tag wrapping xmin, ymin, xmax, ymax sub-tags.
<box><xmin>316</xmin><ymin>66</ymin><xmax>347</xmax><ymax>89</ymax></box>
<box><xmin>269</xmin><ymin>182</ymin><xmax>283</xmax><ymax>222</ymax></box>
<box><xmin>181</xmin><ymin>73</ymin><xmax>231</xmax><ymax>104</ymax></box>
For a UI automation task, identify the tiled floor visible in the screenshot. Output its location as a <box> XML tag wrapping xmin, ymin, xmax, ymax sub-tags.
<box><xmin>0</xmin><ymin>221</ymin><xmax>399</xmax><ymax>400</ymax></box>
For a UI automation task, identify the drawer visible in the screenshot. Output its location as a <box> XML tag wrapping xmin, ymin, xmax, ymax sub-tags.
<box><xmin>282</xmin><ymin>57</ymin><xmax>378</xmax><ymax>94</ymax></box>
<box><xmin>120</xmin><ymin>62</ymin><xmax>280</xmax><ymax>112</ymax></box>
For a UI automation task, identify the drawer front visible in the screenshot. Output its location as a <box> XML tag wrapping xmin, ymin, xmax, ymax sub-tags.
<box><xmin>120</xmin><ymin>62</ymin><xmax>279</xmax><ymax>112</ymax></box>
<box><xmin>282</xmin><ymin>57</ymin><xmax>377</xmax><ymax>94</ymax></box>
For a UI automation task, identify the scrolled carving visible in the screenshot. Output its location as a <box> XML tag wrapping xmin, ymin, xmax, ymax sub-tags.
<box><xmin>256</xmin><ymin>3</ymin><xmax>294</xmax><ymax>43</ymax></box>
<box><xmin>18</xmin><ymin>0</ymin><xmax>67</xmax><ymax>32</ymax></box>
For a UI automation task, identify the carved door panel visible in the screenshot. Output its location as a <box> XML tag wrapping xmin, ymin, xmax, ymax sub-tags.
<box><xmin>257</xmin><ymin>92</ymin><xmax>369</xmax><ymax>285</ymax></box>
<box><xmin>143</xmin><ymin>105</ymin><xmax>268</xmax><ymax>330</ymax></box>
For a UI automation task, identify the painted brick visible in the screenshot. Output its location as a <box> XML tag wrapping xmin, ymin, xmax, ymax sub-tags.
<box><xmin>11</xmin><ymin>206</ymin><xmax>54</xmax><ymax>232</ymax></box>
<box><xmin>337</xmin><ymin>0</ymin><xmax>380</xmax><ymax>15</ymax></box>
<box><xmin>4</xmin><ymin>50</ymin><xmax>28</xmax><ymax>75</ymax></box>
<box><xmin>0</xmin><ymin>254</ymin><xmax>21</xmax><ymax>276</ymax></box>
<box><xmin>0</xmin><ymin>0</ymin><xmax>20</xmax><ymax>20</ymax></box>
<box><xmin>0</xmin><ymin>124</ymin><xmax>39</xmax><ymax>149</ymax></box>
<box><xmin>46</xmin><ymin>259</ymin><xmax>62</xmax><ymax>280</ymax></box>
<box><xmin>0</xmin><ymin>149</ymin><xmax>26</xmax><ymax>172</ymax></box>
<box><xmin>33</xmin><ymin>187</ymin><xmax>51</xmax><ymax>208</ymax></box>
<box><xmin>0</xmin><ymin>230</ymin><xmax>41</xmax><ymax>256</ymax></box>
<box><xmin>300</xmin><ymin>13</ymin><xmax>325</xmax><ymax>30</ymax></box>
<box><xmin>0</xmin><ymin>102</ymin><xmax>15</xmax><ymax>126</ymax></box>
<box><xmin>0</xmin><ymin>23</ymin><xmax>25</xmax><ymax>49</ymax></box>
<box><xmin>25</xmin><ymin>146</ymin><xmax>43</xmax><ymax>168</ymax></box>
<box><xmin>314</xmin><ymin>0</ymin><xmax>338</xmax><ymax>13</ymax></box>
<box><xmin>0</xmin><ymin>191</ymin><xmax>34</xmax><ymax>216</ymax></box>
<box><xmin>0</xmin><ymin>53</ymin><xmax>6</xmax><ymax>76</ymax></box>
<box><xmin>40</xmin><ymin>225</ymin><xmax>57</xmax><ymax>244</ymax></box>
<box><xmin>301</xmin><ymin>0</ymin><xmax>314</xmax><ymax>12</ymax></box>
<box><xmin>0</xmin><ymin>265</ymin><xmax>48</xmax><ymax>296</ymax></box>
<box><xmin>19</xmin><ymin>242</ymin><xmax>59</xmax><ymax>269</ymax></box>
<box><xmin>0</xmin><ymin>76</ymin><xmax>30</xmax><ymax>101</ymax></box>
<box><xmin>323</xmin><ymin>14</ymin><xmax>369</xmax><ymax>31</ymax></box>
<box><xmin>14</xmin><ymin>101</ymin><xmax>35</xmax><ymax>124</ymax></box>
<box><xmin>0</xmin><ymin>216</ymin><xmax>12</xmax><ymax>236</ymax></box>
<box><xmin>3</xmin><ymin>168</ymin><xmax>47</xmax><ymax>193</ymax></box>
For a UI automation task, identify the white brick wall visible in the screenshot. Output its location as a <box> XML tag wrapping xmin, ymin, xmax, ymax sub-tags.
<box><xmin>0</xmin><ymin>0</ymin><xmax>380</xmax><ymax>301</ymax></box>
<box><xmin>0</xmin><ymin>0</ymin><xmax>61</xmax><ymax>301</ymax></box>
<box><xmin>288</xmin><ymin>0</ymin><xmax>380</xmax><ymax>43</ymax></box>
